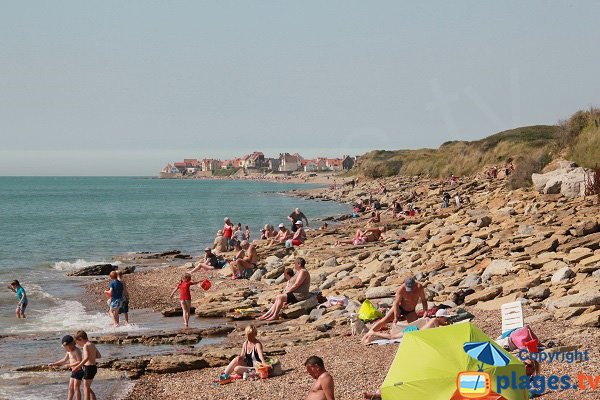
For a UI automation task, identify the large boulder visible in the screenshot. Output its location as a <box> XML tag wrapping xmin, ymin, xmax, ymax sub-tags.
<box><xmin>365</xmin><ymin>286</ymin><xmax>396</xmax><ymax>299</ymax></box>
<box><xmin>481</xmin><ymin>259</ymin><xmax>513</xmax><ymax>282</ymax></box>
<box><xmin>548</xmin><ymin>290</ymin><xmax>600</xmax><ymax>309</ymax></box>
<box><xmin>550</xmin><ymin>267</ymin><xmax>575</xmax><ymax>284</ymax></box>
<box><xmin>67</xmin><ymin>264</ymin><xmax>132</xmax><ymax>276</ymax></box>
<box><xmin>531</xmin><ymin>165</ymin><xmax>589</xmax><ymax>198</ymax></box>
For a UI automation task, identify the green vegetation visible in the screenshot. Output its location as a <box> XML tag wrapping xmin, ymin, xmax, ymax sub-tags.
<box><xmin>353</xmin><ymin>107</ymin><xmax>599</xmax><ymax>180</ymax></box>
<box><xmin>211</xmin><ymin>168</ymin><xmax>240</xmax><ymax>177</ymax></box>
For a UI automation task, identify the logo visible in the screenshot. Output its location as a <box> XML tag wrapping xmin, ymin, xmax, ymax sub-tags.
<box><xmin>456</xmin><ymin>371</ymin><xmax>491</xmax><ymax>398</ymax></box>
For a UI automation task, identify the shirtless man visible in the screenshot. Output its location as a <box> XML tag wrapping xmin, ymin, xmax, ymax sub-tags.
<box><xmin>336</xmin><ymin>226</ymin><xmax>386</xmax><ymax>246</ymax></box>
<box><xmin>367</xmin><ymin>277</ymin><xmax>428</xmax><ymax>332</ymax></box>
<box><xmin>73</xmin><ymin>330</ymin><xmax>101</xmax><ymax>400</ymax></box>
<box><xmin>230</xmin><ymin>240</ymin><xmax>258</xmax><ymax>279</ymax></box>
<box><xmin>304</xmin><ymin>356</ymin><xmax>334</xmax><ymax>400</ymax></box>
<box><xmin>268</xmin><ymin>223</ymin><xmax>292</xmax><ymax>247</ymax></box>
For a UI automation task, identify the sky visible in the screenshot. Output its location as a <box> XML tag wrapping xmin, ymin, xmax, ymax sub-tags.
<box><xmin>1</xmin><ymin>1</ymin><xmax>599</xmax><ymax>176</ymax></box>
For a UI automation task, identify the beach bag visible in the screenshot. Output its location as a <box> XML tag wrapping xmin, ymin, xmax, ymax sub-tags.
<box><xmin>509</xmin><ymin>325</ymin><xmax>539</xmax><ymax>350</ymax></box>
<box><xmin>267</xmin><ymin>358</ymin><xmax>283</xmax><ymax>377</ymax></box>
<box><xmin>358</xmin><ymin>299</ymin><xmax>384</xmax><ymax>322</ymax></box>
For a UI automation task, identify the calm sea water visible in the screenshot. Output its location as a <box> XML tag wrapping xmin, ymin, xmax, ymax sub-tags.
<box><xmin>0</xmin><ymin>177</ymin><xmax>348</xmax><ymax>335</ymax></box>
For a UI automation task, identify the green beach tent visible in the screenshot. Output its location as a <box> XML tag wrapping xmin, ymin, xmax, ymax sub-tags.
<box><xmin>381</xmin><ymin>322</ymin><xmax>528</xmax><ymax>400</ymax></box>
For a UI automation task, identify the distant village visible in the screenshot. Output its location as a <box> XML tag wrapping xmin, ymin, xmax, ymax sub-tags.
<box><xmin>160</xmin><ymin>152</ymin><xmax>357</xmax><ymax>177</ymax></box>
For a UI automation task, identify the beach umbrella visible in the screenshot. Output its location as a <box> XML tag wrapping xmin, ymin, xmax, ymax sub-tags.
<box><xmin>381</xmin><ymin>322</ymin><xmax>528</xmax><ymax>400</ymax></box>
<box><xmin>463</xmin><ymin>341</ymin><xmax>511</xmax><ymax>367</ymax></box>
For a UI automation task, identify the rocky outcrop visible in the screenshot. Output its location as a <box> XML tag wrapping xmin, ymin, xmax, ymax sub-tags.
<box><xmin>531</xmin><ymin>162</ymin><xmax>590</xmax><ymax>198</ymax></box>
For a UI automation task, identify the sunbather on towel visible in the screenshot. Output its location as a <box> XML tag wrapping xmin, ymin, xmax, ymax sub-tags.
<box><xmin>368</xmin><ymin>277</ymin><xmax>427</xmax><ymax>333</ymax></box>
<box><xmin>362</xmin><ymin>309</ymin><xmax>451</xmax><ymax>344</ymax></box>
<box><xmin>335</xmin><ymin>226</ymin><xmax>386</xmax><ymax>246</ymax></box>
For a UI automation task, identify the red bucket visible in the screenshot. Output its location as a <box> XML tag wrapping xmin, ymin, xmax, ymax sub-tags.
<box><xmin>524</xmin><ymin>339</ymin><xmax>539</xmax><ymax>353</ymax></box>
<box><xmin>201</xmin><ymin>279</ymin><xmax>211</xmax><ymax>291</ymax></box>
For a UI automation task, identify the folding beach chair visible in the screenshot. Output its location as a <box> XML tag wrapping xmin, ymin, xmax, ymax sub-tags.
<box><xmin>500</xmin><ymin>301</ymin><xmax>524</xmax><ymax>333</ymax></box>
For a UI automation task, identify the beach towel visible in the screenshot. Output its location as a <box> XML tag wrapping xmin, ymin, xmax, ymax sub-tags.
<box><xmin>368</xmin><ymin>338</ymin><xmax>403</xmax><ymax>346</ymax></box>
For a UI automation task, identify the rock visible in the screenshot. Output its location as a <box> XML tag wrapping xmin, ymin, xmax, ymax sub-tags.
<box><xmin>481</xmin><ymin>259</ymin><xmax>513</xmax><ymax>282</ymax></box>
<box><xmin>564</xmin><ymin>247</ymin><xmax>594</xmax><ymax>263</ymax></box>
<box><xmin>280</xmin><ymin>296</ymin><xmax>319</xmax><ymax>319</ymax></box>
<box><xmin>548</xmin><ymin>290</ymin><xmax>600</xmax><ymax>308</ymax></box>
<box><xmin>558</xmin><ymin>232</ymin><xmax>600</xmax><ymax>252</ymax></box>
<box><xmin>579</xmin><ymin>254</ymin><xmax>600</xmax><ymax>267</ymax></box>
<box><xmin>322</xmin><ymin>257</ymin><xmax>337</xmax><ymax>268</ymax></box>
<box><xmin>67</xmin><ymin>264</ymin><xmax>118</xmax><ymax>276</ymax></box>
<box><xmin>575</xmin><ymin>221</ymin><xmax>600</xmax><ymax>237</ymax></box>
<box><xmin>527</xmin><ymin>286</ymin><xmax>550</xmax><ymax>301</ymax></box>
<box><xmin>308</xmin><ymin>308</ymin><xmax>326</xmax><ymax>322</ymax></box>
<box><xmin>475</xmin><ymin>293</ymin><xmax>519</xmax><ymax>311</ymax></box>
<box><xmin>476</xmin><ymin>216</ymin><xmax>492</xmax><ymax>228</ymax></box>
<box><xmin>459</xmin><ymin>274</ymin><xmax>481</xmax><ymax>288</ymax></box>
<box><xmin>161</xmin><ymin>307</ymin><xmax>196</xmax><ymax>317</ymax></box>
<box><xmin>365</xmin><ymin>286</ymin><xmax>396</xmax><ymax>299</ymax></box>
<box><xmin>572</xmin><ymin>309</ymin><xmax>600</xmax><ymax>327</ymax></box>
<box><xmin>249</xmin><ymin>268</ymin><xmax>266</xmax><ymax>281</ymax></box>
<box><xmin>145</xmin><ymin>354</ymin><xmax>208</xmax><ymax>374</ymax></box>
<box><xmin>456</xmin><ymin>241</ymin><xmax>481</xmax><ymax>257</ymax></box>
<box><xmin>333</xmin><ymin>276</ymin><xmax>363</xmax><ymax>290</ymax></box>
<box><xmin>531</xmin><ymin>166</ymin><xmax>589</xmax><ymax>198</ymax></box>
<box><xmin>550</xmin><ymin>267</ymin><xmax>575</xmax><ymax>284</ymax></box>
<box><xmin>465</xmin><ymin>286</ymin><xmax>502</xmax><ymax>306</ymax></box>
<box><xmin>527</xmin><ymin>238</ymin><xmax>559</xmax><ymax>255</ymax></box>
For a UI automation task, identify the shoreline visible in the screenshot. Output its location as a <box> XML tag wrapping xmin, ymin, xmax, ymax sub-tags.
<box><xmin>4</xmin><ymin>173</ymin><xmax>599</xmax><ymax>399</ymax></box>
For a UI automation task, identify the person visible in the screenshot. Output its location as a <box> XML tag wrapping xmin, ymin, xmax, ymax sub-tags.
<box><xmin>72</xmin><ymin>330</ymin><xmax>101</xmax><ymax>400</ymax></box>
<box><xmin>362</xmin><ymin>309</ymin><xmax>451</xmax><ymax>344</ymax></box>
<box><xmin>223</xmin><ymin>325</ymin><xmax>267</xmax><ymax>376</ymax></box>
<box><xmin>230</xmin><ymin>240</ymin><xmax>258</xmax><ymax>279</ymax></box>
<box><xmin>223</xmin><ymin>217</ymin><xmax>234</xmax><ymax>250</ymax></box>
<box><xmin>48</xmin><ymin>335</ymin><xmax>83</xmax><ymax>400</ymax></box>
<box><xmin>442</xmin><ymin>191</ymin><xmax>451</xmax><ymax>208</ymax></box>
<box><xmin>367</xmin><ymin>211</ymin><xmax>380</xmax><ymax>225</ymax></box>
<box><xmin>212</xmin><ymin>230</ymin><xmax>228</xmax><ymax>254</ymax></box>
<box><xmin>391</xmin><ymin>200</ymin><xmax>403</xmax><ymax>219</ymax></box>
<box><xmin>335</xmin><ymin>226</ymin><xmax>386</xmax><ymax>246</ymax></box>
<box><xmin>264</xmin><ymin>224</ymin><xmax>278</xmax><ymax>239</ymax></box>
<box><xmin>288</xmin><ymin>208</ymin><xmax>308</xmax><ymax>232</ymax></box>
<box><xmin>169</xmin><ymin>273</ymin><xmax>202</xmax><ymax>327</ymax></box>
<box><xmin>367</xmin><ymin>277</ymin><xmax>428</xmax><ymax>333</ymax></box>
<box><xmin>269</xmin><ymin>223</ymin><xmax>292</xmax><ymax>246</ymax></box>
<box><xmin>189</xmin><ymin>247</ymin><xmax>221</xmax><ymax>273</ymax></box>
<box><xmin>7</xmin><ymin>280</ymin><xmax>27</xmax><ymax>319</ymax></box>
<box><xmin>104</xmin><ymin>271</ymin><xmax>123</xmax><ymax>327</ymax></box>
<box><xmin>286</xmin><ymin>221</ymin><xmax>306</xmax><ymax>247</ymax></box>
<box><xmin>245</xmin><ymin>225</ymin><xmax>251</xmax><ymax>241</ymax></box>
<box><xmin>319</xmin><ymin>222</ymin><xmax>328</xmax><ymax>230</ymax></box>
<box><xmin>232</xmin><ymin>225</ymin><xmax>246</xmax><ymax>247</ymax></box>
<box><xmin>257</xmin><ymin>257</ymin><xmax>310</xmax><ymax>321</ymax></box>
<box><xmin>304</xmin><ymin>356</ymin><xmax>335</xmax><ymax>400</ymax></box>
<box><xmin>116</xmin><ymin>271</ymin><xmax>130</xmax><ymax>325</ymax></box>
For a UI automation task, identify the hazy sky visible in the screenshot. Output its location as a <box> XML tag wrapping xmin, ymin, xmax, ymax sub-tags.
<box><xmin>1</xmin><ymin>1</ymin><xmax>599</xmax><ymax>176</ymax></box>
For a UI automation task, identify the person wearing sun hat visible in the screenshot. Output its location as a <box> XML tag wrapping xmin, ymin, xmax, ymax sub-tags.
<box><xmin>268</xmin><ymin>223</ymin><xmax>292</xmax><ymax>247</ymax></box>
<box><xmin>212</xmin><ymin>229</ymin><xmax>228</xmax><ymax>254</ymax></box>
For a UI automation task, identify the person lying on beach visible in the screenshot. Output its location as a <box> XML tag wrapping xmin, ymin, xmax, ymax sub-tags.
<box><xmin>212</xmin><ymin>230</ymin><xmax>228</xmax><ymax>254</ymax></box>
<box><xmin>362</xmin><ymin>309</ymin><xmax>451</xmax><ymax>344</ymax></box>
<box><xmin>169</xmin><ymin>273</ymin><xmax>202</xmax><ymax>327</ymax></box>
<box><xmin>366</xmin><ymin>211</ymin><xmax>380</xmax><ymax>225</ymax></box>
<box><xmin>223</xmin><ymin>325</ymin><xmax>266</xmax><ymax>376</ymax></box>
<box><xmin>73</xmin><ymin>330</ymin><xmax>101</xmax><ymax>400</ymax></box>
<box><xmin>257</xmin><ymin>258</ymin><xmax>310</xmax><ymax>321</ymax></box>
<box><xmin>304</xmin><ymin>356</ymin><xmax>335</xmax><ymax>400</ymax></box>
<box><xmin>48</xmin><ymin>335</ymin><xmax>83</xmax><ymax>400</ymax></box>
<box><xmin>335</xmin><ymin>226</ymin><xmax>387</xmax><ymax>246</ymax></box>
<box><xmin>189</xmin><ymin>247</ymin><xmax>221</xmax><ymax>273</ymax></box>
<box><xmin>230</xmin><ymin>240</ymin><xmax>258</xmax><ymax>279</ymax></box>
<box><xmin>367</xmin><ymin>277</ymin><xmax>428</xmax><ymax>333</ymax></box>
<box><xmin>7</xmin><ymin>279</ymin><xmax>27</xmax><ymax>319</ymax></box>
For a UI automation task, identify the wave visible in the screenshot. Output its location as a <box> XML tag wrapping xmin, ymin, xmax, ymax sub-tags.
<box><xmin>52</xmin><ymin>259</ymin><xmax>119</xmax><ymax>272</ymax></box>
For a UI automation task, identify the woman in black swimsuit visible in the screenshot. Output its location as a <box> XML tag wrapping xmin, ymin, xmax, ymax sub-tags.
<box><xmin>223</xmin><ymin>325</ymin><xmax>267</xmax><ymax>376</ymax></box>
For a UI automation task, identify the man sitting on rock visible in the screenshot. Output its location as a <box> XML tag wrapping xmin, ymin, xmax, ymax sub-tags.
<box><xmin>366</xmin><ymin>277</ymin><xmax>428</xmax><ymax>332</ymax></box>
<box><xmin>362</xmin><ymin>308</ymin><xmax>450</xmax><ymax>344</ymax></box>
<box><xmin>230</xmin><ymin>240</ymin><xmax>258</xmax><ymax>279</ymax></box>
<box><xmin>268</xmin><ymin>223</ymin><xmax>292</xmax><ymax>247</ymax></box>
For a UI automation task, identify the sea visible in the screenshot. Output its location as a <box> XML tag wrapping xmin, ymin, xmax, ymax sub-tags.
<box><xmin>0</xmin><ymin>177</ymin><xmax>349</xmax><ymax>399</ymax></box>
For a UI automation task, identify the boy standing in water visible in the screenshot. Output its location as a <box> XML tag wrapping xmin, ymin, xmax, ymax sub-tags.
<box><xmin>73</xmin><ymin>330</ymin><xmax>101</xmax><ymax>400</ymax></box>
<box><xmin>48</xmin><ymin>335</ymin><xmax>84</xmax><ymax>400</ymax></box>
<box><xmin>169</xmin><ymin>273</ymin><xmax>201</xmax><ymax>327</ymax></box>
<box><xmin>116</xmin><ymin>271</ymin><xmax>130</xmax><ymax>325</ymax></box>
<box><xmin>7</xmin><ymin>280</ymin><xmax>28</xmax><ymax>318</ymax></box>
<box><xmin>104</xmin><ymin>271</ymin><xmax>123</xmax><ymax>327</ymax></box>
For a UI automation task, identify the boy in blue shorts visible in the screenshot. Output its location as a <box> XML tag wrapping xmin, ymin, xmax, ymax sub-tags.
<box><xmin>7</xmin><ymin>280</ymin><xmax>28</xmax><ymax>318</ymax></box>
<box><xmin>48</xmin><ymin>335</ymin><xmax>84</xmax><ymax>400</ymax></box>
